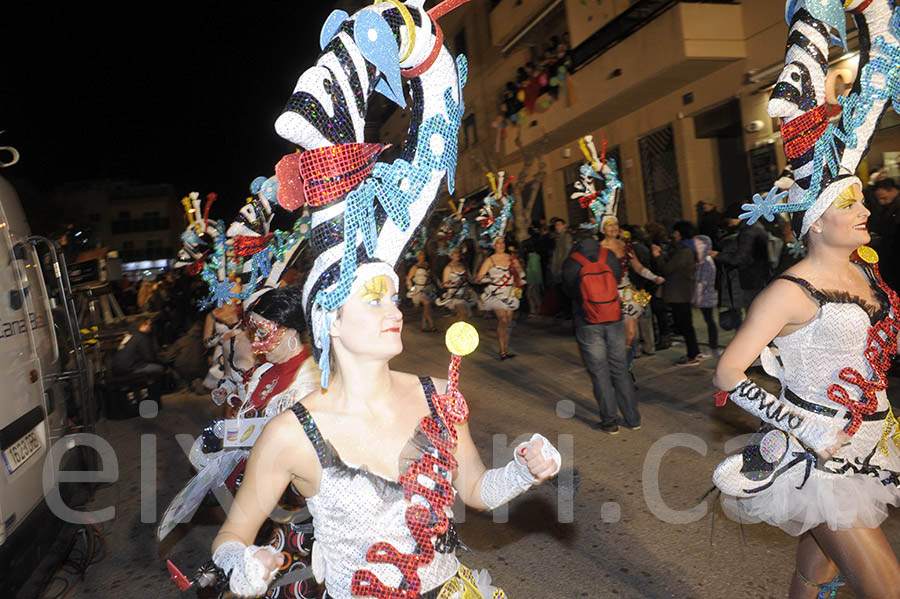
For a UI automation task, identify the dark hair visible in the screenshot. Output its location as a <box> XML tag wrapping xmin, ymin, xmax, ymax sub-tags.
<box><xmin>248</xmin><ymin>286</ymin><xmax>306</xmax><ymax>333</ymax></box>
<box><xmin>672</xmin><ymin>220</ymin><xmax>696</xmax><ymax>239</ymax></box>
<box><xmin>874</xmin><ymin>177</ymin><xmax>898</xmax><ymax>191</ymax></box>
<box><xmin>550</xmin><ymin>217</ymin><xmax>566</xmax><ymax>226</ymax></box>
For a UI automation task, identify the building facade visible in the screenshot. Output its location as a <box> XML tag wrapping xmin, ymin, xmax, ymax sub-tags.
<box><xmin>379</xmin><ymin>0</ymin><xmax>900</xmax><ymax>232</ymax></box>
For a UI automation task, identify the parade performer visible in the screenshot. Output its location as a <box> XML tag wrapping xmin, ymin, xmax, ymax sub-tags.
<box><xmin>405</xmin><ymin>250</ymin><xmax>438</xmax><ymax>332</ymax></box>
<box><xmin>209</xmin><ymin>3</ymin><xmax>561</xmax><ymax>598</ymax></box>
<box><xmin>476</xmin><ymin>236</ymin><xmax>523</xmax><ymax>359</ymax></box>
<box><xmin>475</xmin><ymin>172</ymin><xmax>523</xmax><ymax>359</ymax></box>
<box><xmin>570</xmin><ymin>136</ymin><xmax>661</xmax><ymax>352</ymax></box>
<box><xmin>436</xmin><ymin>246</ymin><xmax>476</xmax><ymax>322</ymax></box>
<box><xmin>712</xmin><ymin>1</ymin><xmax>900</xmax><ymax>596</ymax></box>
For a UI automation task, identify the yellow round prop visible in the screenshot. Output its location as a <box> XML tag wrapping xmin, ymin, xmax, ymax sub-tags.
<box><xmin>857</xmin><ymin>245</ymin><xmax>879</xmax><ymax>264</ymax></box>
<box><xmin>445</xmin><ymin>322</ymin><xmax>479</xmax><ymax>356</ymax></box>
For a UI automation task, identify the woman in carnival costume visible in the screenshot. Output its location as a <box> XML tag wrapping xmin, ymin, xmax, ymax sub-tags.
<box><xmin>210</xmin><ymin>2</ymin><xmax>561</xmax><ymax>597</ymax></box>
<box><xmin>436</xmin><ymin>246</ymin><xmax>476</xmax><ymax>322</ymax></box>
<box><xmin>475</xmin><ymin>172</ymin><xmax>523</xmax><ymax>359</ymax></box>
<box><xmin>436</xmin><ymin>204</ymin><xmax>476</xmax><ymax>322</ymax></box>
<box><xmin>406</xmin><ymin>249</ymin><xmax>439</xmax><ymax>332</ymax></box>
<box><xmin>570</xmin><ymin>136</ymin><xmax>661</xmax><ymax>353</ymax></box>
<box><xmin>712</xmin><ymin>1</ymin><xmax>900</xmax><ymax>596</ymax></box>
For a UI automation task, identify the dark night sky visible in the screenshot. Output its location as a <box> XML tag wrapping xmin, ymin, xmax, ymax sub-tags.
<box><xmin>4</xmin><ymin>2</ymin><xmax>341</xmax><ymax>226</ymax></box>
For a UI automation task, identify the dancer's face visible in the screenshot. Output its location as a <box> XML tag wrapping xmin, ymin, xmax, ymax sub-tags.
<box><xmin>603</xmin><ymin>220</ymin><xmax>620</xmax><ymax>239</ymax></box>
<box><xmin>493</xmin><ymin>238</ymin><xmax>506</xmax><ymax>254</ymax></box>
<box><xmin>449</xmin><ymin>248</ymin><xmax>460</xmax><ymax>264</ymax></box>
<box><xmin>815</xmin><ymin>183</ymin><xmax>870</xmax><ymax>249</ymax></box>
<box><xmin>332</xmin><ymin>274</ymin><xmax>403</xmax><ymax>360</ymax></box>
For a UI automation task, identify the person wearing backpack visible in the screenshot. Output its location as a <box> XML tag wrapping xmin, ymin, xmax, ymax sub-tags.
<box><xmin>562</xmin><ymin>231</ymin><xmax>640</xmax><ymax>434</ymax></box>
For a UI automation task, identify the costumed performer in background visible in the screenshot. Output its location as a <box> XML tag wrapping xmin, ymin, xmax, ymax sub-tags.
<box><xmin>712</xmin><ymin>1</ymin><xmax>900</xmax><ymax>596</ymax></box>
<box><xmin>210</xmin><ymin>1</ymin><xmax>561</xmax><ymax>597</ymax></box>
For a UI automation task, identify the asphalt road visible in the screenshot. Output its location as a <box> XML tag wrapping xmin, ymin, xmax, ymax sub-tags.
<box><xmin>52</xmin><ymin>309</ymin><xmax>900</xmax><ymax>598</ymax></box>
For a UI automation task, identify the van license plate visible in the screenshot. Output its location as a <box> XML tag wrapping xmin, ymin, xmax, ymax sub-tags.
<box><xmin>2</xmin><ymin>429</ymin><xmax>41</xmax><ymax>474</ymax></box>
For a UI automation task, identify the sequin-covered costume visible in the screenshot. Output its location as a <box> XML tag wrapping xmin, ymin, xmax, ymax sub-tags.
<box><xmin>435</xmin><ymin>267</ymin><xmax>475</xmax><ymax>309</ymax></box>
<box><xmin>615</xmin><ymin>242</ymin><xmax>644</xmax><ymax>321</ymax></box>
<box><xmin>479</xmin><ymin>259</ymin><xmax>520</xmax><ymax>312</ymax></box>
<box><xmin>407</xmin><ymin>264</ymin><xmax>437</xmax><ymax>307</ymax></box>
<box><xmin>292</xmin><ymin>378</ymin><xmax>502</xmax><ymax>599</ymax></box>
<box><xmin>718</xmin><ymin>263</ymin><xmax>900</xmax><ymax>535</ymax></box>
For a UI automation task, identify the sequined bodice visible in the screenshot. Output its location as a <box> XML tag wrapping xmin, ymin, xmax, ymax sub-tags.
<box><xmin>773</xmin><ymin>271</ymin><xmax>889</xmax><ymax>403</ymax></box>
<box><xmin>292</xmin><ymin>379</ymin><xmax>459</xmax><ymax>598</ymax></box>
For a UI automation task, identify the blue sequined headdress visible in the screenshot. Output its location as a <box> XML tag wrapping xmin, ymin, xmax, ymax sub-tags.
<box><xmin>569</xmin><ymin>135</ymin><xmax>621</xmax><ymax>229</ymax></box>
<box><xmin>276</xmin><ymin>1</ymin><xmax>469</xmax><ymax>387</ymax></box>
<box><xmin>476</xmin><ymin>171</ymin><xmax>514</xmax><ymax>246</ymax></box>
<box><xmin>742</xmin><ymin>0</ymin><xmax>900</xmax><ymax>236</ymax></box>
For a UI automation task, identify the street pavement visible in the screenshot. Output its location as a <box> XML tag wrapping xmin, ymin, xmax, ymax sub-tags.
<box><xmin>57</xmin><ymin>308</ymin><xmax>900</xmax><ymax>598</ymax></box>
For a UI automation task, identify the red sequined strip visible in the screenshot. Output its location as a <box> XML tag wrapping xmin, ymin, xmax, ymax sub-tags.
<box><xmin>714</xmin><ymin>390</ymin><xmax>730</xmax><ymax>407</ymax></box>
<box><xmin>186</xmin><ymin>254</ymin><xmax>208</xmax><ymax>275</ymax></box>
<box><xmin>827</xmin><ymin>264</ymin><xmax>900</xmax><ymax>435</ymax></box>
<box><xmin>852</xmin><ymin>0</ymin><xmax>874</xmax><ymax>13</ymax></box>
<box><xmin>298</xmin><ymin>143</ymin><xmax>385</xmax><ymax>207</ymax></box>
<box><xmin>233</xmin><ymin>233</ymin><xmax>275</xmax><ymax>257</ymax></box>
<box><xmin>781</xmin><ymin>104</ymin><xmax>837</xmax><ymax>159</ymax></box>
<box><xmin>351</xmin><ymin>356</ymin><xmax>469</xmax><ymax>599</ymax></box>
<box><xmin>578</xmin><ymin>191</ymin><xmax>600</xmax><ymax>209</ymax></box>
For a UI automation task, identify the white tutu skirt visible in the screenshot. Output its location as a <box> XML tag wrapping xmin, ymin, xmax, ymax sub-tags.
<box><xmin>728</xmin><ymin>469</ymin><xmax>900</xmax><ymax>536</ymax></box>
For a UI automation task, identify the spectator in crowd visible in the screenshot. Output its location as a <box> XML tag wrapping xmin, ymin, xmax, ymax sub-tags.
<box><xmin>645</xmin><ymin>221</ymin><xmax>673</xmax><ymax>349</ymax></box>
<box><xmin>563</xmin><ymin>230</ymin><xmax>639</xmax><ymax>434</ymax></box>
<box><xmin>692</xmin><ymin>234</ymin><xmax>719</xmax><ymax>357</ymax></box>
<box><xmin>524</xmin><ymin>237</ymin><xmax>544</xmax><ymax>316</ymax></box>
<box><xmin>714</xmin><ymin>203</ymin><xmax>771</xmax><ymax>310</ymax></box>
<box><xmin>653</xmin><ymin>221</ymin><xmax>701</xmax><ymax>366</ymax></box>
<box><xmin>111</xmin><ymin>317</ymin><xmax>164</xmax><ymax>377</ymax></box>
<box><xmin>160</xmin><ymin>320</ymin><xmax>208</xmax><ymax>393</ymax></box>
<box><xmin>550</xmin><ymin>217</ymin><xmax>573</xmax><ymax>317</ymax></box>
<box><xmin>870</xmin><ymin>178</ymin><xmax>900</xmax><ymax>289</ymax></box>
<box><xmin>696</xmin><ymin>201</ymin><xmax>721</xmax><ymax>250</ymax></box>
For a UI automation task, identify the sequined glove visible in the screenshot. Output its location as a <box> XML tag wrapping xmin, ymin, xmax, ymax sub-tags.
<box><xmin>724</xmin><ymin>379</ymin><xmax>845</xmax><ymax>454</ymax></box>
<box><xmin>480</xmin><ymin>433</ymin><xmax>561</xmax><ymax>510</ymax></box>
<box><xmin>638</xmin><ymin>267</ymin><xmax>661</xmax><ymax>282</ymax></box>
<box><xmin>212</xmin><ymin>540</ymin><xmax>280</xmax><ymax>598</ymax></box>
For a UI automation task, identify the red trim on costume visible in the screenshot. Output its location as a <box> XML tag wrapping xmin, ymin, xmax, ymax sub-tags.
<box><xmin>714</xmin><ymin>391</ymin><xmax>730</xmax><ymax>407</ymax></box>
<box><xmin>852</xmin><ymin>0</ymin><xmax>874</xmax><ymax>13</ymax></box>
<box><xmin>233</xmin><ymin>233</ymin><xmax>275</xmax><ymax>257</ymax></box>
<box><xmin>351</xmin><ymin>356</ymin><xmax>470</xmax><ymax>599</ymax></box>
<box><xmin>826</xmin><ymin>263</ymin><xmax>900</xmax><ymax>435</ymax></box>
<box><xmin>299</xmin><ymin>143</ymin><xmax>386</xmax><ymax>207</ymax></box>
<box><xmin>781</xmin><ymin>104</ymin><xmax>841</xmax><ymax>159</ymax></box>
<box><xmin>402</xmin><ymin>16</ymin><xmax>443</xmax><ymax>79</ymax></box>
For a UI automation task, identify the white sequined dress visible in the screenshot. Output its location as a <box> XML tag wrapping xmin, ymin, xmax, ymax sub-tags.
<box><xmin>291</xmin><ymin>377</ymin><xmax>463</xmax><ymax>599</ymax></box>
<box><xmin>733</xmin><ymin>268</ymin><xmax>900</xmax><ymax>535</ymax></box>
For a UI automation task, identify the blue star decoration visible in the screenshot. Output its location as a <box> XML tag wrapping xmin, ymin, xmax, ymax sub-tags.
<box><xmin>740</xmin><ymin>186</ymin><xmax>789</xmax><ymax>225</ymax></box>
<box><xmin>787</xmin><ymin>239</ymin><xmax>807</xmax><ymax>258</ymax></box>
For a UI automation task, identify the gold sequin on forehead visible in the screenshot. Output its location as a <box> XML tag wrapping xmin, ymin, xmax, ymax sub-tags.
<box><xmin>360</xmin><ymin>274</ymin><xmax>389</xmax><ymax>301</ymax></box>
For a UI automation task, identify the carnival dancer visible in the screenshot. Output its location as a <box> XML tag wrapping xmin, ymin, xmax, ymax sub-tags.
<box><xmin>161</xmin><ymin>288</ymin><xmax>321</xmax><ymax>599</ymax></box>
<box><xmin>600</xmin><ymin>217</ymin><xmax>663</xmax><ymax>351</ymax></box>
<box><xmin>712</xmin><ymin>1</ymin><xmax>900</xmax><ymax>596</ymax></box>
<box><xmin>436</xmin><ymin>246</ymin><xmax>475</xmax><ymax>322</ymax></box>
<box><xmin>203</xmin><ymin>286</ymin><xmax>255</xmax><ymax>392</ymax></box>
<box><xmin>209</xmin><ymin>2</ymin><xmax>562</xmax><ymax>597</ymax></box>
<box><xmin>405</xmin><ymin>250</ymin><xmax>438</xmax><ymax>332</ymax></box>
<box><xmin>476</xmin><ymin>236</ymin><xmax>524</xmax><ymax>359</ymax></box>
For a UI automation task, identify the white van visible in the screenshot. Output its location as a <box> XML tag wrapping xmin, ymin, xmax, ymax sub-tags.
<box><xmin>0</xmin><ymin>148</ymin><xmax>94</xmax><ymax>595</ymax></box>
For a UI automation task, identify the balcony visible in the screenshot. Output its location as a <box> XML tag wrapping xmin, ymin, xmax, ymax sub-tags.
<box><xmin>500</xmin><ymin>1</ymin><xmax>745</xmax><ymax>155</ymax></box>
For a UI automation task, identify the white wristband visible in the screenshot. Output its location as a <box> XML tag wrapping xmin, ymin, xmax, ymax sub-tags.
<box><xmin>212</xmin><ymin>540</ymin><xmax>280</xmax><ymax>598</ymax></box>
<box><xmin>639</xmin><ymin>267</ymin><xmax>659</xmax><ymax>281</ymax></box>
<box><xmin>479</xmin><ymin>434</ymin><xmax>561</xmax><ymax>510</ymax></box>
